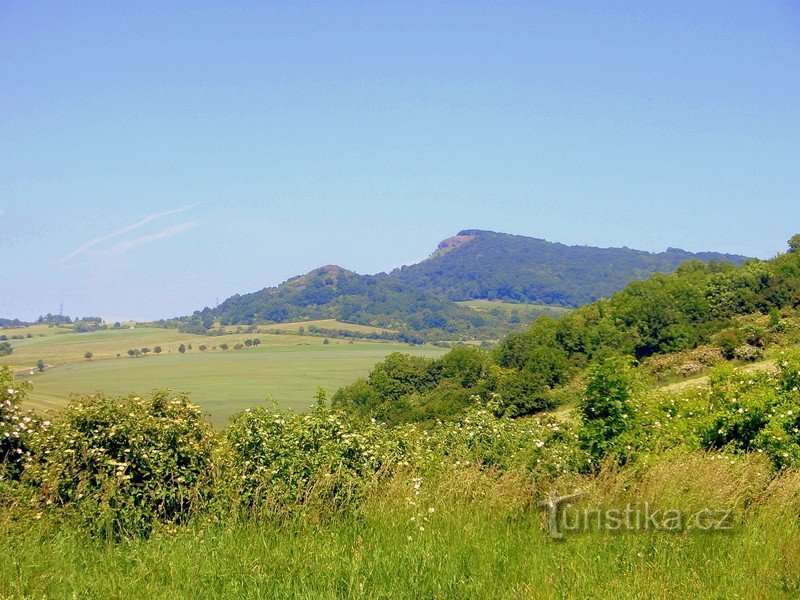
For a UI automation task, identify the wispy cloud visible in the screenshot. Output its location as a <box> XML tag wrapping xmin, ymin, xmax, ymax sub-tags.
<box><xmin>101</xmin><ymin>221</ymin><xmax>200</xmax><ymax>256</ymax></box>
<box><xmin>55</xmin><ymin>203</ymin><xmax>199</xmax><ymax>264</ymax></box>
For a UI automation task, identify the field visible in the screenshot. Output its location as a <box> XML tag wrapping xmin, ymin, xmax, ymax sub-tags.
<box><xmin>459</xmin><ymin>300</ymin><xmax>571</xmax><ymax>319</ymax></box>
<box><xmin>2</xmin><ymin>326</ymin><xmax>445</xmax><ymax>426</ymax></box>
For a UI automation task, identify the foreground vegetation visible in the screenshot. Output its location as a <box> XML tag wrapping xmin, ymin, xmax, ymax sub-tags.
<box><xmin>2</xmin><ymin>455</ymin><xmax>799</xmax><ymax>599</ymax></box>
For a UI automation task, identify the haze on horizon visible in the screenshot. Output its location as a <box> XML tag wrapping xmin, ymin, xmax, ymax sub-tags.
<box><xmin>2</xmin><ymin>2</ymin><xmax>799</xmax><ymax>321</ymax></box>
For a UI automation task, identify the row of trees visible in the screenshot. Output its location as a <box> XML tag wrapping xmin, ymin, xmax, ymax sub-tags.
<box><xmin>91</xmin><ymin>338</ymin><xmax>265</xmax><ymax>359</ymax></box>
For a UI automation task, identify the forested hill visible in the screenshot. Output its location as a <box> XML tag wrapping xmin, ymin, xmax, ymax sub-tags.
<box><xmin>174</xmin><ymin>231</ymin><xmax>750</xmax><ymax>337</ymax></box>
<box><xmin>392</xmin><ymin>230</ymin><xmax>751</xmax><ymax>307</ymax></box>
<box><xmin>191</xmin><ymin>264</ymin><xmax>486</xmax><ymax>340</ymax></box>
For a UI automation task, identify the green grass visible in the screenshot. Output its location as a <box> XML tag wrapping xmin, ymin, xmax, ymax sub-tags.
<box><xmin>2</xmin><ymin>325</ymin><xmax>445</xmax><ymax>425</ymax></box>
<box><xmin>459</xmin><ymin>299</ymin><xmax>571</xmax><ymax>319</ymax></box>
<box><xmin>263</xmin><ymin>319</ymin><xmax>395</xmax><ymax>334</ymax></box>
<box><xmin>17</xmin><ymin>340</ymin><xmax>445</xmax><ymax>426</ymax></box>
<box><xmin>2</xmin><ymin>463</ymin><xmax>798</xmax><ymax>599</ymax></box>
<box><xmin>3</xmin><ymin>327</ymin><xmax>225</xmax><ymax>371</ymax></box>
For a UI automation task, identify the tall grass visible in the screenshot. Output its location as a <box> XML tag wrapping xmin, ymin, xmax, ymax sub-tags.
<box><xmin>2</xmin><ymin>453</ymin><xmax>799</xmax><ymax>599</ymax></box>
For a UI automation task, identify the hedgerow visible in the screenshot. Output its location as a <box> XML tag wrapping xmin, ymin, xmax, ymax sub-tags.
<box><xmin>23</xmin><ymin>391</ymin><xmax>215</xmax><ymax>538</ymax></box>
<box><xmin>1</xmin><ymin>367</ymin><xmax>42</xmax><ymax>484</ymax></box>
<box><xmin>2</xmin><ymin>351</ymin><xmax>800</xmax><ymax>538</ymax></box>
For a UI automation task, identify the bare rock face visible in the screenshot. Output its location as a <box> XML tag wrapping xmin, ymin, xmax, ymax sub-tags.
<box><xmin>431</xmin><ymin>233</ymin><xmax>478</xmax><ymax>258</ymax></box>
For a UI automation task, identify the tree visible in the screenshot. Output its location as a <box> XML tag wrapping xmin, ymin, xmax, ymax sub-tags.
<box><xmin>789</xmin><ymin>234</ymin><xmax>800</xmax><ymax>253</ymax></box>
<box><xmin>154</xmin><ymin>346</ymin><xmax>162</xmax><ymax>356</ymax></box>
<box><xmin>141</xmin><ymin>347</ymin><xmax>150</xmax><ymax>357</ymax></box>
<box><xmin>220</xmin><ymin>343</ymin><xmax>229</xmax><ymax>351</ymax></box>
<box><xmin>36</xmin><ymin>359</ymin><xmax>45</xmax><ymax>372</ymax></box>
<box><xmin>439</xmin><ymin>346</ymin><xmax>487</xmax><ymax>388</ymax></box>
<box><xmin>84</xmin><ymin>351</ymin><xmax>93</xmax><ymax>360</ymax></box>
<box><xmin>578</xmin><ymin>357</ymin><xmax>639</xmax><ymax>464</ymax></box>
<box><xmin>323</xmin><ymin>338</ymin><xmax>330</xmax><ymax>345</ymax></box>
<box><xmin>252</xmin><ymin>338</ymin><xmax>261</xmax><ymax>347</ymax></box>
<box><xmin>0</xmin><ymin>341</ymin><xmax>12</xmax><ymax>357</ymax></box>
<box><xmin>244</xmin><ymin>338</ymin><xmax>253</xmax><ymax>347</ymax></box>
<box><xmin>199</xmin><ymin>344</ymin><xmax>207</xmax><ymax>352</ymax></box>
<box><xmin>127</xmin><ymin>349</ymin><xmax>138</xmax><ymax>358</ymax></box>
<box><xmin>178</xmin><ymin>344</ymin><xmax>186</xmax><ymax>354</ymax></box>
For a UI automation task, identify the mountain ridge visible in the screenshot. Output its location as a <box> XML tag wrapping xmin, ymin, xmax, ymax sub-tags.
<box><xmin>171</xmin><ymin>230</ymin><xmax>751</xmax><ymax>338</ymax></box>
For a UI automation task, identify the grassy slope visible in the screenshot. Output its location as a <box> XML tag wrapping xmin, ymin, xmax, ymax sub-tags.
<box><xmin>263</xmin><ymin>318</ymin><xmax>395</xmax><ymax>334</ymax></box>
<box><xmin>458</xmin><ymin>300</ymin><xmax>571</xmax><ymax>318</ymax></box>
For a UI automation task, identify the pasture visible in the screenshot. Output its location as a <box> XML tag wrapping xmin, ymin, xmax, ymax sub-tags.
<box><xmin>458</xmin><ymin>300</ymin><xmax>570</xmax><ymax>319</ymax></box>
<box><xmin>2</xmin><ymin>326</ymin><xmax>445</xmax><ymax>426</ymax></box>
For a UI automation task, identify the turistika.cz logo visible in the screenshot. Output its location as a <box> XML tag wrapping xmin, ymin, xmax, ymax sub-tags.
<box><xmin>538</xmin><ymin>491</ymin><xmax>734</xmax><ymax>540</ymax></box>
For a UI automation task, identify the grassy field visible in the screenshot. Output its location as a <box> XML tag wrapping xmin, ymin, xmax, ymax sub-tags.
<box><xmin>2</xmin><ymin>326</ymin><xmax>445</xmax><ymax>426</ymax></box>
<box><xmin>2</xmin><ymin>325</ymin><xmax>234</xmax><ymax>371</ymax></box>
<box><xmin>459</xmin><ymin>299</ymin><xmax>571</xmax><ymax>319</ymax></box>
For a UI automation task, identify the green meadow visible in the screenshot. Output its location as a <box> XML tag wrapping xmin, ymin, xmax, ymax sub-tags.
<box><xmin>458</xmin><ymin>300</ymin><xmax>570</xmax><ymax>319</ymax></box>
<box><xmin>4</xmin><ymin>326</ymin><xmax>445</xmax><ymax>426</ymax></box>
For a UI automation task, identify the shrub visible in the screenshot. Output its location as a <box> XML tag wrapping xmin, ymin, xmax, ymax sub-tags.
<box><xmin>715</xmin><ymin>328</ymin><xmax>746</xmax><ymax>360</ymax></box>
<box><xmin>219</xmin><ymin>393</ymin><xmax>400</xmax><ymax>514</ymax></box>
<box><xmin>754</xmin><ymin>404</ymin><xmax>800</xmax><ymax>470</ymax></box>
<box><xmin>733</xmin><ymin>344</ymin><xmax>763</xmax><ymax>362</ymax></box>
<box><xmin>25</xmin><ymin>391</ymin><xmax>216</xmax><ymax>537</ymax></box>
<box><xmin>425</xmin><ymin>402</ymin><xmax>588</xmax><ymax>478</ymax></box>
<box><xmin>697</xmin><ymin>372</ymin><xmax>778</xmax><ymax>452</ymax></box>
<box><xmin>578</xmin><ymin>356</ymin><xmax>639</xmax><ymax>465</ymax></box>
<box><xmin>495</xmin><ymin>367</ymin><xmax>555</xmax><ymax>417</ymax></box>
<box><xmin>0</xmin><ymin>368</ymin><xmax>41</xmax><ymax>482</ymax></box>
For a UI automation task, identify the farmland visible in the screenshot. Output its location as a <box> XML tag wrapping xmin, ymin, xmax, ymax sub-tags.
<box><xmin>2</xmin><ymin>325</ymin><xmax>445</xmax><ymax>426</ymax></box>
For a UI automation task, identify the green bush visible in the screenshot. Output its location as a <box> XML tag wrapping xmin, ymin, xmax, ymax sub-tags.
<box><xmin>715</xmin><ymin>328</ymin><xmax>745</xmax><ymax>360</ymax></box>
<box><xmin>25</xmin><ymin>391</ymin><xmax>215</xmax><ymax>537</ymax></box>
<box><xmin>495</xmin><ymin>367</ymin><xmax>555</xmax><ymax>417</ymax></box>
<box><xmin>425</xmin><ymin>402</ymin><xmax>588</xmax><ymax>477</ymax></box>
<box><xmin>697</xmin><ymin>371</ymin><xmax>778</xmax><ymax>452</ymax></box>
<box><xmin>754</xmin><ymin>404</ymin><xmax>800</xmax><ymax>469</ymax></box>
<box><xmin>578</xmin><ymin>356</ymin><xmax>639</xmax><ymax>465</ymax></box>
<box><xmin>219</xmin><ymin>393</ymin><xmax>402</xmax><ymax>514</ymax></box>
<box><xmin>1</xmin><ymin>368</ymin><xmax>41</xmax><ymax>482</ymax></box>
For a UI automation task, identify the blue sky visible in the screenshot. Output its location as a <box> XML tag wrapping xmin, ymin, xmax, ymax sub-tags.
<box><xmin>2</xmin><ymin>1</ymin><xmax>799</xmax><ymax>321</ymax></box>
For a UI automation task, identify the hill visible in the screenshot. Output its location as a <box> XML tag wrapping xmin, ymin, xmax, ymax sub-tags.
<box><xmin>172</xmin><ymin>231</ymin><xmax>750</xmax><ymax>338</ymax></box>
<box><xmin>394</xmin><ymin>229</ymin><xmax>750</xmax><ymax>306</ymax></box>
<box><xmin>333</xmin><ymin>235</ymin><xmax>800</xmax><ymax>424</ymax></box>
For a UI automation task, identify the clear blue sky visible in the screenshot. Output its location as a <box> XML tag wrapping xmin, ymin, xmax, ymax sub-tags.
<box><xmin>2</xmin><ymin>1</ymin><xmax>798</xmax><ymax>321</ymax></box>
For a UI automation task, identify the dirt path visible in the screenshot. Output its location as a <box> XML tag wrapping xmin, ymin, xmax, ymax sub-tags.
<box><xmin>658</xmin><ymin>359</ymin><xmax>778</xmax><ymax>394</ymax></box>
